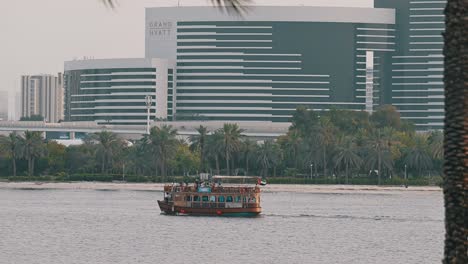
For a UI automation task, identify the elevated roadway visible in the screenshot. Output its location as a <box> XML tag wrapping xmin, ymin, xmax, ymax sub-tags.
<box><xmin>0</xmin><ymin>121</ymin><xmax>290</xmax><ymax>139</ymax></box>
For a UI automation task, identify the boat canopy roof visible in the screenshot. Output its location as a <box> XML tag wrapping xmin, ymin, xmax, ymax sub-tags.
<box><xmin>212</xmin><ymin>175</ymin><xmax>260</xmax><ymax>180</ymax></box>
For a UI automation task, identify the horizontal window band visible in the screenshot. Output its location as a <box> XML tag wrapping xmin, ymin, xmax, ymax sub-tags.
<box><xmin>71</xmin><ymin>113</ymin><xmax>154</xmax><ymax>117</ymax></box>
<box><xmin>177</xmin><ymin>42</ymin><xmax>273</xmax><ymax>47</ymax></box>
<box><xmin>176</xmin><ymin>73</ymin><xmax>328</xmax><ymax>78</ymax></box>
<box><xmin>356</xmin><ymin>35</ymin><xmax>395</xmax><ymax>38</ymax></box>
<box><xmin>177</xmin><ymin>83</ymin><xmax>328</xmax><ymax>89</ymax></box>
<box><xmin>80</xmin><ymin>72</ymin><xmax>157</xmax><ymax>77</ymax></box>
<box><xmin>176</xmin><ymin>100</ymin><xmax>364</xmax><ymax>105</ymax></box>
<box><xmin>177</xmin><ymin>32</ymin><xmax>273</xmax><ymax>36</ymax></box>
<box><xmin>80</xmin><ymin>81</ymin><xmax>156</xmax><ymax>88</ymax></box>
<box><xmin>177</xmin><ymin>48</ymin><xmax>274</xmax><ymax>52</ymax></box>
<box><xmin>174</xmin><ymin>87</ymin><xmax>329</xmax><ymax>91</ymax></box>
<box><xmin>356</xmin><ymin>48</ymin><xmax>395</xmax><ymax>51</ymax></box>
<box><xmin>177</xmin><ymin>53</ymin><xmax>302</xmax><ymax>57</ymax></box>
<box><xmin>177</xmin><ymin>60</ymin><xmax>301</xmax><ymax>63</ymax></box>
<box><xmin>176</xmin><ymin>80</ymin><xmax>329</xmax><ymax>84</ymax></box>
<box><xmin>177</xmin><ymin>35</ymin><xmax>273</xmax><ymax>40</ymax></box>
<box><xmin>67</xmin><ymin>68</ymin><xmax>155</xmax><ymax>75</ymax></box>
<box><xmin>176</xmin><ymin>66</ymin><xmax>302</xmax><ymax>70</ymax></box>
<box><xmin>356</xmin><ymin>28</ymin><xmax>395</xmax><ymax>31</ymax></box>
<box><xmin>71</xmin><ymin>93</ymin><xmax>155</xmax><ymax>97</ymax></box>
<box><xmin>80</xmin><ymin>75</ymin><xmax>155</xmax><ymax>81</ymax></box>
<box><xmin>176</xmin><ymin>93</ymin><xmax>329</xmax><ymax>98</ymax></box>
<box><xmin>177</xmin><ymin>89</ymin><xmax>329</xmax><ymax>94</ymax></box>
<box><xmin>177</xmin><ymin>39</ymin><xmax>273</xmax><ymax>43</ymax></box>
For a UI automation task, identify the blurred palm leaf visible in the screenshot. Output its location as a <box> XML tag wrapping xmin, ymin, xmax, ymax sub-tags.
<box><xmin>101</xmin><ymin>0</ymin><xmax>115</xmax><ymax>8</ymax></box>
<box><xmin>100</xmin><ymin>0</ymin><xmax>249</xmax><ymax>14</ymax></box>
<box><xmin>211</xmin><ymin>0</ymin><xmax>251</xmax><ymax>14</ymax></box>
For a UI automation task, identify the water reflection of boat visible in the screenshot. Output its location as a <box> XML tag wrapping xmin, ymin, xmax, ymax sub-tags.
<box><xmin>158</xmin><ymin>176</ymin><xmax>262</xmax><ymax>217</ymax></box>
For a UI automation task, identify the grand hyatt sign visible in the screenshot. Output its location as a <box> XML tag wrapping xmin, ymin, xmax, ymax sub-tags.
<box><xmin>148</xmin><ymin>21</ymin><xmax>174</xmax><ymax>38</ymax></box>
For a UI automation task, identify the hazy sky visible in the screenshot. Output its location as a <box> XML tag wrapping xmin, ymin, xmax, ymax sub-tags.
<box><xmin>0</xmin><ymin>0</ymin><xmax>372</xmax><ymax>99</ymax></box>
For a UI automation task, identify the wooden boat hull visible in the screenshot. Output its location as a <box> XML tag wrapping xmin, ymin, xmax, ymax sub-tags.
<box><xmin>158</xmin><ymin>200</ymin><xmax>261</xmax><ymax>217</ymax></box>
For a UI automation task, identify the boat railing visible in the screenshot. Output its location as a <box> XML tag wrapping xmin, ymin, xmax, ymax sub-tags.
<box><xmin>188</xmin><ymin>201</ymin><xmax>259</xmax><ymax>209</ymax></box>
<box><xmin>164</xmin><ymin>185</ymin><xmax>260</xmax><ymax>194</ymax></box>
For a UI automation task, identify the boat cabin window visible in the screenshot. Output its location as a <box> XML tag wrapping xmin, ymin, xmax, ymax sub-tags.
<box><xmin>251</xmin><ymin>197</ymin><xmax>256</xmax><ymax>203</ymax></box>
<box><xmin>210</xmin><ymin>196</ymin><xmax>216</xmax><ymax>202</ymax></box>
<box><xmin>226</xmin><ymin>196</ymin><xmax>233</xmax><ymax>202</ymax></box>
<box><xmin>202</xmin><ymin>196</ymin><xmax>209</xmax><ymax>202</ymax></box>
<box><xmin>218</xmin><ymin>196</ymin><xmax>225</xmax><ymax>202</ymax></box>
<box><xmin>235</xmin><ymin>196</ymin><xmax>241</xmax><ymax>202</ymax></box>
<box><xmin>186</xmin><ymin>196</ymin><xmax>192</xmax><ymax>201</ymax></box>
<box><xmin>193</xmin><ymin>195</ymin><xmax>200</xmax><ymax>202</ymax></box>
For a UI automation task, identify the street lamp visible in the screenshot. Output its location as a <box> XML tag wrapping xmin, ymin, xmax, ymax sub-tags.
<box><xmin>404</xmin><ymin>164</ymin><xmax>407</xmax><ymax>181</ymax></box>
<box><xmin>145</xmin><ymin>95</ymin><xmax>153</xmax><ymax>135</ymax></box>
<box><xmin>404</xmin><ymin>164</ymin><xmax>408</xmax><ymax>188</ymax></box>
<box><xmin>310</xmin><ymin>163</ymin><xmax>313</xmax><ymax>181</ymax></box>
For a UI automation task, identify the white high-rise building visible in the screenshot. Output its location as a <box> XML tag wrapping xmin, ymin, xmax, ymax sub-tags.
<box><xmin>21</xmin><ymin>73</ymin><xmax>64</xmax><ymax>123</ymax></box>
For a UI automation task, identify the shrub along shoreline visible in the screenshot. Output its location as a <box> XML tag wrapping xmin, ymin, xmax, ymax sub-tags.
<box><xmin>0</xmin><ymin>174</ymin><xmax>442</xmax><ymax>186</ymax></box>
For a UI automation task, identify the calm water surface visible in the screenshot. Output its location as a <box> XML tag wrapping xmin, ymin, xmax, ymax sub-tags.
<box><xmin>0</xmin><ymin>188</ymin><xmax>443</xmax><ymax>264</ymax></box>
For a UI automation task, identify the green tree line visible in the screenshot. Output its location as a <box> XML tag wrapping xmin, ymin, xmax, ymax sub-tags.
<box><xmin>0</xmin><ymin>105</ymin><xmax>443</xmax><ymax>185</ymax></box>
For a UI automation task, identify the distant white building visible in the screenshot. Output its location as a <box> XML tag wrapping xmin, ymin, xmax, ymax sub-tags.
<box><xmin>21</xmin><ymin>73</ymin><xmax>64</xmax><ymax>123</ymax></box>
<box><xmin>0</xmin><ymin>91</ymin><xmax>8</xmax><ymax>121</ymax></box>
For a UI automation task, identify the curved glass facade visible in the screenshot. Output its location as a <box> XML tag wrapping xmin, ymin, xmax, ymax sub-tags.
<box><xmin>64</xmin><ymin>59</ymin><xmax>174</xmax><ymax>125</ymax></box>
<box><xmin>173</xmin><ymin>21</ymin><xmax>395</xmax><ymax>122</ymax></box>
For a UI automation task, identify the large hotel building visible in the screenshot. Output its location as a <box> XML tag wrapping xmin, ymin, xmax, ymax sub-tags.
<box><xmin>64</xmin><ymin>0</ymin><xmax>445</xmax><ymax>130</ymax></box>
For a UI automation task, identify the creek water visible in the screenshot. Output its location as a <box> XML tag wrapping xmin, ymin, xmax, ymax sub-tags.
<box><xmin>0</xmin><ymin>187</ymin><xmax>443</xmax><ymax>264</ymax></box>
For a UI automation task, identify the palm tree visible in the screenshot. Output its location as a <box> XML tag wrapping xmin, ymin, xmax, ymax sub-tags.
<box><xmin>241</xmin><ymin>139</ymin><xmax>257</xmax><ymax>175</ymax></box>
<box><xmin>205</xmin><ymin>131</ymin><xmax>224</xmax><ymax>175</ymax></box>
<box><xmin>404</xmin><ymin>134</ymin><xmax>433</xmax><ymax>177</ymax></box>
<box><xmin>256</xmin><ymin>140</ymin><xmax>282</xmax><ymax>177</ymax></box>
<box><xmin>143</xmin><ymin>125</ymin><xmax>178</xmax><ymax>179</ymax></box>
<box><xmin>317</xmin><ymin>118</ymin><xmax>335</xmax><ymax>178</ymax></box>
<box><xmin>366</xmin><ymin>128</ymin><xmax>394</xmax><ymax>184</ymax></box>
<box><xmin>428</xmin><ymin>130</ymin><xmax>443</xmax><ymax>160</ymax></box>
<box><xmin>0</xmin><ymin>133</ymin><xmax>22</xmax><ymax>177</ymax></box>
<box><xmin>333</xmin><ymin>136</ymin><xmax>362</xmax><ymax>184</ymax></box>
<box><xmin>442</xmin><ymin>1</ymin><xmax>467</xmax><ymax>262</ymax></box>
<box><xmin>89</xmin><ymin>131</ymin><xmax>120</xmax><ymax>173</ymax></box>
<box><xmin>281</xmin><ymin>129</ymin><xmax>302</xmax><ymax>170</ymax></box>
<box><xmin>219</xmin><ymin>123</ymin><xmax>244</xmax><ymax>175</ymax></box>
<box><xmin>19</xmin><ymin>131</ymin><xmax>46</xmax><ymax>177</ymax></box>
<box><xmin>190</xmin><ymin>125</ymin><xmax>209</xmax><ymax>172</ymax></box>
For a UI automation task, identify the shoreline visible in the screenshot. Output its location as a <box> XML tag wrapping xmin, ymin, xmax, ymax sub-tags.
<box><xmin>0</xmin><ymin>182</ymin><xmax>442</xmax><ymax>193</ymax></box>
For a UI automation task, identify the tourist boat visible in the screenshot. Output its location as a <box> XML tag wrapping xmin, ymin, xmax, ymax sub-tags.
<box><xmin>158</xmin><ymin>176</ymin><xmax>263</xmax><ymax>217</ymax></box>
